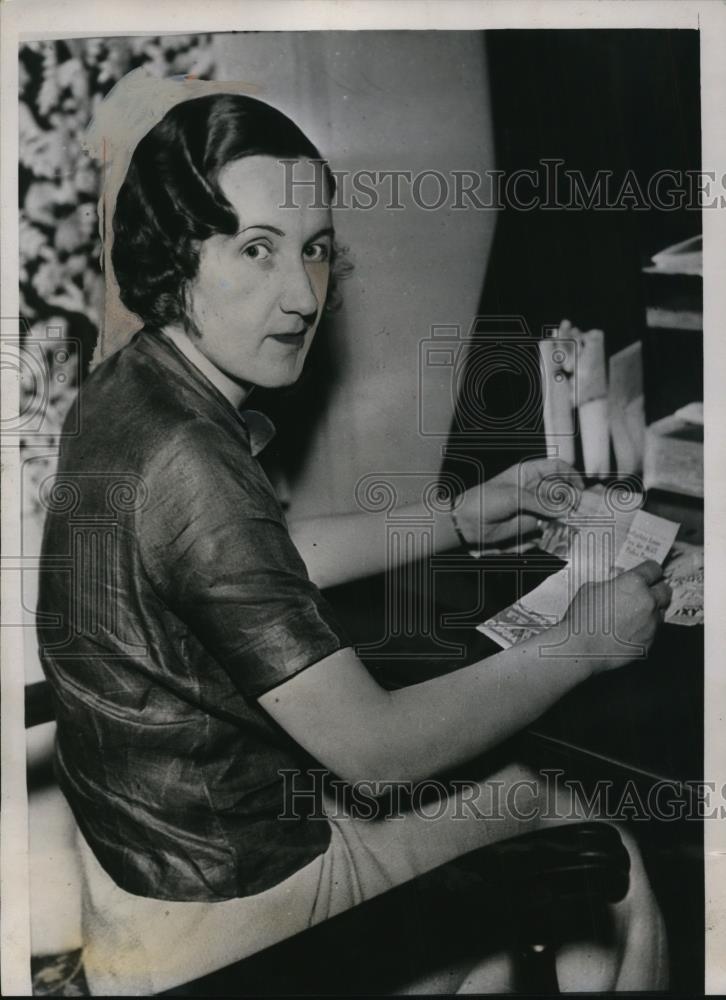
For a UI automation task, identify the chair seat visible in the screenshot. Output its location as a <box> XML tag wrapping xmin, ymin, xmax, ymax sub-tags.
<box><xmin>455</xmin><ymin>821</ymin><xmax>631</xmax><ymax>910</ymax></box>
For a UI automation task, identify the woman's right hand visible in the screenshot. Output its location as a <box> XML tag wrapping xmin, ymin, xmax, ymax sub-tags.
<box><xmin>561</xmin><ymin>560</ymin><xmax>672</xmax><ymax>674</ymax></box>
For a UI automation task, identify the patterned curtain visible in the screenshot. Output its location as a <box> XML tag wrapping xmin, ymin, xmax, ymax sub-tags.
<box><xmin>18</xmin><ymin>35</ymin><xmax>216</xmax><ymax>520</ymax></box>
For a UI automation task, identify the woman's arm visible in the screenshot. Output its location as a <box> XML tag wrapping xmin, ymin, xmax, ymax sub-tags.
<box><xmin>288</xmin><ymin>504</ymin><xmax>460</xmax><ymax>590</ymax></box>
<box><xmin>259</xmin><ymin>561</ymin><xmax>670</xmax><ymax>786</ymax></box>
<box><xmin>289</xmin><ymin>458</ymin><xmax>584</xmax><ymax>590</ymax></box>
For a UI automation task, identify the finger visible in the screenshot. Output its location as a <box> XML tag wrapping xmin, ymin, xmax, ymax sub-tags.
<box><xmin>650</xmin><ymin>580</ymin><xmax>673</xmax><ymax>610</ymax></box>
<box><xmin>532</xmin><ymin>458</ymin><xmax>585</xmax><ymax>490</ymax></box>
<box><xmin>484</xmin><ymin>516</ymin><xmax>534</xmax><ymax>545</ymax></box>
<box><xmin>546</xmin><ymin>461</ymin><xmax>585</xmax><ymax>491</ymax></box>
<box><xmin>521</xmin><ymin>484</ymin><xmax>582</xmax><ymax>521</ymax></box>
<box><xmin>523</xmin><ymin>457</ymin><xmax>580</xmax><ymax>479</ymax></box>
<box><xmin>521</xmin><ymin>459</ymin><xmax>584</xmax><ymax>498</ymax></box>
<box><xmin>628</xmin><ymin>559</ymin><xmax>664</xmax><ymax>586</ymax></box>
<box><xmin>517</xmin><ymin>514</ymin><xmax>540</xmax><ymax>535</ymax></box>
<box><xmin>487</xmin><ymin>511</ymin><xmax>550</xmax><ymax>547</ymax></box>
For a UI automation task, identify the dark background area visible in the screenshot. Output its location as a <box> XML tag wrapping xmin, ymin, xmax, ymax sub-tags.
<box><xmin>482</xmin><ymin>29</ymin><xmax>700</xmax><ymax>335</ymax></box>
<box><xmin>443</xmin><ymin>28</ymin><xmax>702</xmax><ymax>485</ymax></box>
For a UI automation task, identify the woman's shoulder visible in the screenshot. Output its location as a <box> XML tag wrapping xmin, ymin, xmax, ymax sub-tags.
<box><xmin>75</xmin><ymin>332</ymin><xmax>250</xmax><ymax>465</ymax></box>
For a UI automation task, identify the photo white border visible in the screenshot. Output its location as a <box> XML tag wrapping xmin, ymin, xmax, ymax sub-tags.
<box><xmin>2</xmin><ymin>1</ymin><xmax>724</xmax><ymax>995</ymax></box>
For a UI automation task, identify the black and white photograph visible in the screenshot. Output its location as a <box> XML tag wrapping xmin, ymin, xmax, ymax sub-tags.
<box><xmin>2</xmin><ymin>1</ymin><xmax>725</xmax><ymax>995</ymax></box>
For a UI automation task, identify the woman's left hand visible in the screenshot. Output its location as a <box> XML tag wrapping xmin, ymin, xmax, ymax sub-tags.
<box><xmin>453</xmin><ymin>458</ymin><xmax>585</xmax><ymax>549</ymax></box>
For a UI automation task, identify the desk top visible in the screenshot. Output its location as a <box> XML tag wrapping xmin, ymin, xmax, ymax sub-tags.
<box><xmin>327</xmin><ymin>546</ymin><xmax>703</xmax><ymax>791</ymax></box>
<box><xmin>527</xmin><ymin>622</ymin><xmax>703</xmax><ymax>788</ymax></box>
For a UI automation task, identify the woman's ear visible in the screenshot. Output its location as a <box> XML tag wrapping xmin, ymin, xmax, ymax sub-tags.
<box><xmin>325</xmin><ymin>241</ymin><xmax>354</xmax><ymax>313</ymax></box>
<box><xmin>180</xmin><ymin>282</ymin><xmax>202</xmax><ymax>339</ymax></box>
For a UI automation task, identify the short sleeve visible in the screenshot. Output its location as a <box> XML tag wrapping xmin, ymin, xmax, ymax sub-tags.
<box><xmin>137</xmin><ymin>419</ymin><xmax>350</xmax><ymax>700</ymax></box>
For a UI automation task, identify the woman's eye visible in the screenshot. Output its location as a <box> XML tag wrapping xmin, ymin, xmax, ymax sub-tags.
<box><xmin>303</xmin><ymin>243</ymin><xmax>330</xmax><ymax>263</ymax></box>
<box><xmin>242</xmin><ymin>243</ymin><xmax>271</xmax><ymax>261</ymax></box>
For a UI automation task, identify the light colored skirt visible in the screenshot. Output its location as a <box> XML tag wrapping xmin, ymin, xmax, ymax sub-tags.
<box><xmin>76</xmin><ymin>761</ymin><xmax>603</xmax><ymax>995</ymax></box>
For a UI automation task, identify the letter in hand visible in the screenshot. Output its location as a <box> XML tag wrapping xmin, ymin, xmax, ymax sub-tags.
<box><xmin>556</xmin><ymin>559</ymin><xmax>672</xmax><ymax>673</ymax></box>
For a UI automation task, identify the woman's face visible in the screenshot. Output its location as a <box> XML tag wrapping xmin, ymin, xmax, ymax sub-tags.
<box><xmin>185</xmin><ymin>155</ymin><xmax>333</xmax><ymax>389</ymax></box>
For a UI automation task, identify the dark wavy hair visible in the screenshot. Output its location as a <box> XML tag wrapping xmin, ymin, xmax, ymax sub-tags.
<box><xmin>112</xmin><ymin>93</ymin><xmax>344</xmax><ymax>329</ymax></box>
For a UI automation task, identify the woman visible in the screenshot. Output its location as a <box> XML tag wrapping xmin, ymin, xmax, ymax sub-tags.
<box><xmin>38</xmin><ymin>93</ymin><xmax>670</xmax><ymax>994</ymax></box>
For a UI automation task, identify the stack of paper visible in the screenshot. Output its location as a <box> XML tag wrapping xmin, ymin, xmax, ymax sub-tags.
<box><xmin>643</xmin><ymin>409</ymin><xmax>703</xmax><ymax>498</ymax></box>
<box><xmin>644</xmin><ymin>234</ymin><xmax>702</xmax><ymax>277</ymax></box>
<box><xmin>662</xmin><ymin>541</ymin><xmax>704</xmax><ymax>627</ymax></box>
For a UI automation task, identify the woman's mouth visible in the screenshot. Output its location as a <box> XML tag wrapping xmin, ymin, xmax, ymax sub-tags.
<box><xmin>270</xmin><ymin>330</ymin><xmax>306</xmax><ymax>346</ymax></box>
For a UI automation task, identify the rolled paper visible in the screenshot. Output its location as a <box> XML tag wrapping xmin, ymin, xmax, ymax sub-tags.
<box><xmin>573</xmin><ymin>329</ymin><xmax>609</xmax><ymax>478</ymax></box>
<box><xmin>539</xmin><ymin>337</ymin><xmax>576</xmax><ymax>465</ymax></box>
<box><xmin>579</xmin><ymin>397</ymin><xmax>610</xmax><ymax>479</ymax></box>
<box><xmin>574</xmin><ymin>329</ymin><xmax>607</xmax><ymax>405</ymax></box>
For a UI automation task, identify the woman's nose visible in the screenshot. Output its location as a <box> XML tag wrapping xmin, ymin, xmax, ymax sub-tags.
<box><xmin>279</xmin><ymin>261</ymin><xmax>320</xmax><ymax>318</ymax></box>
